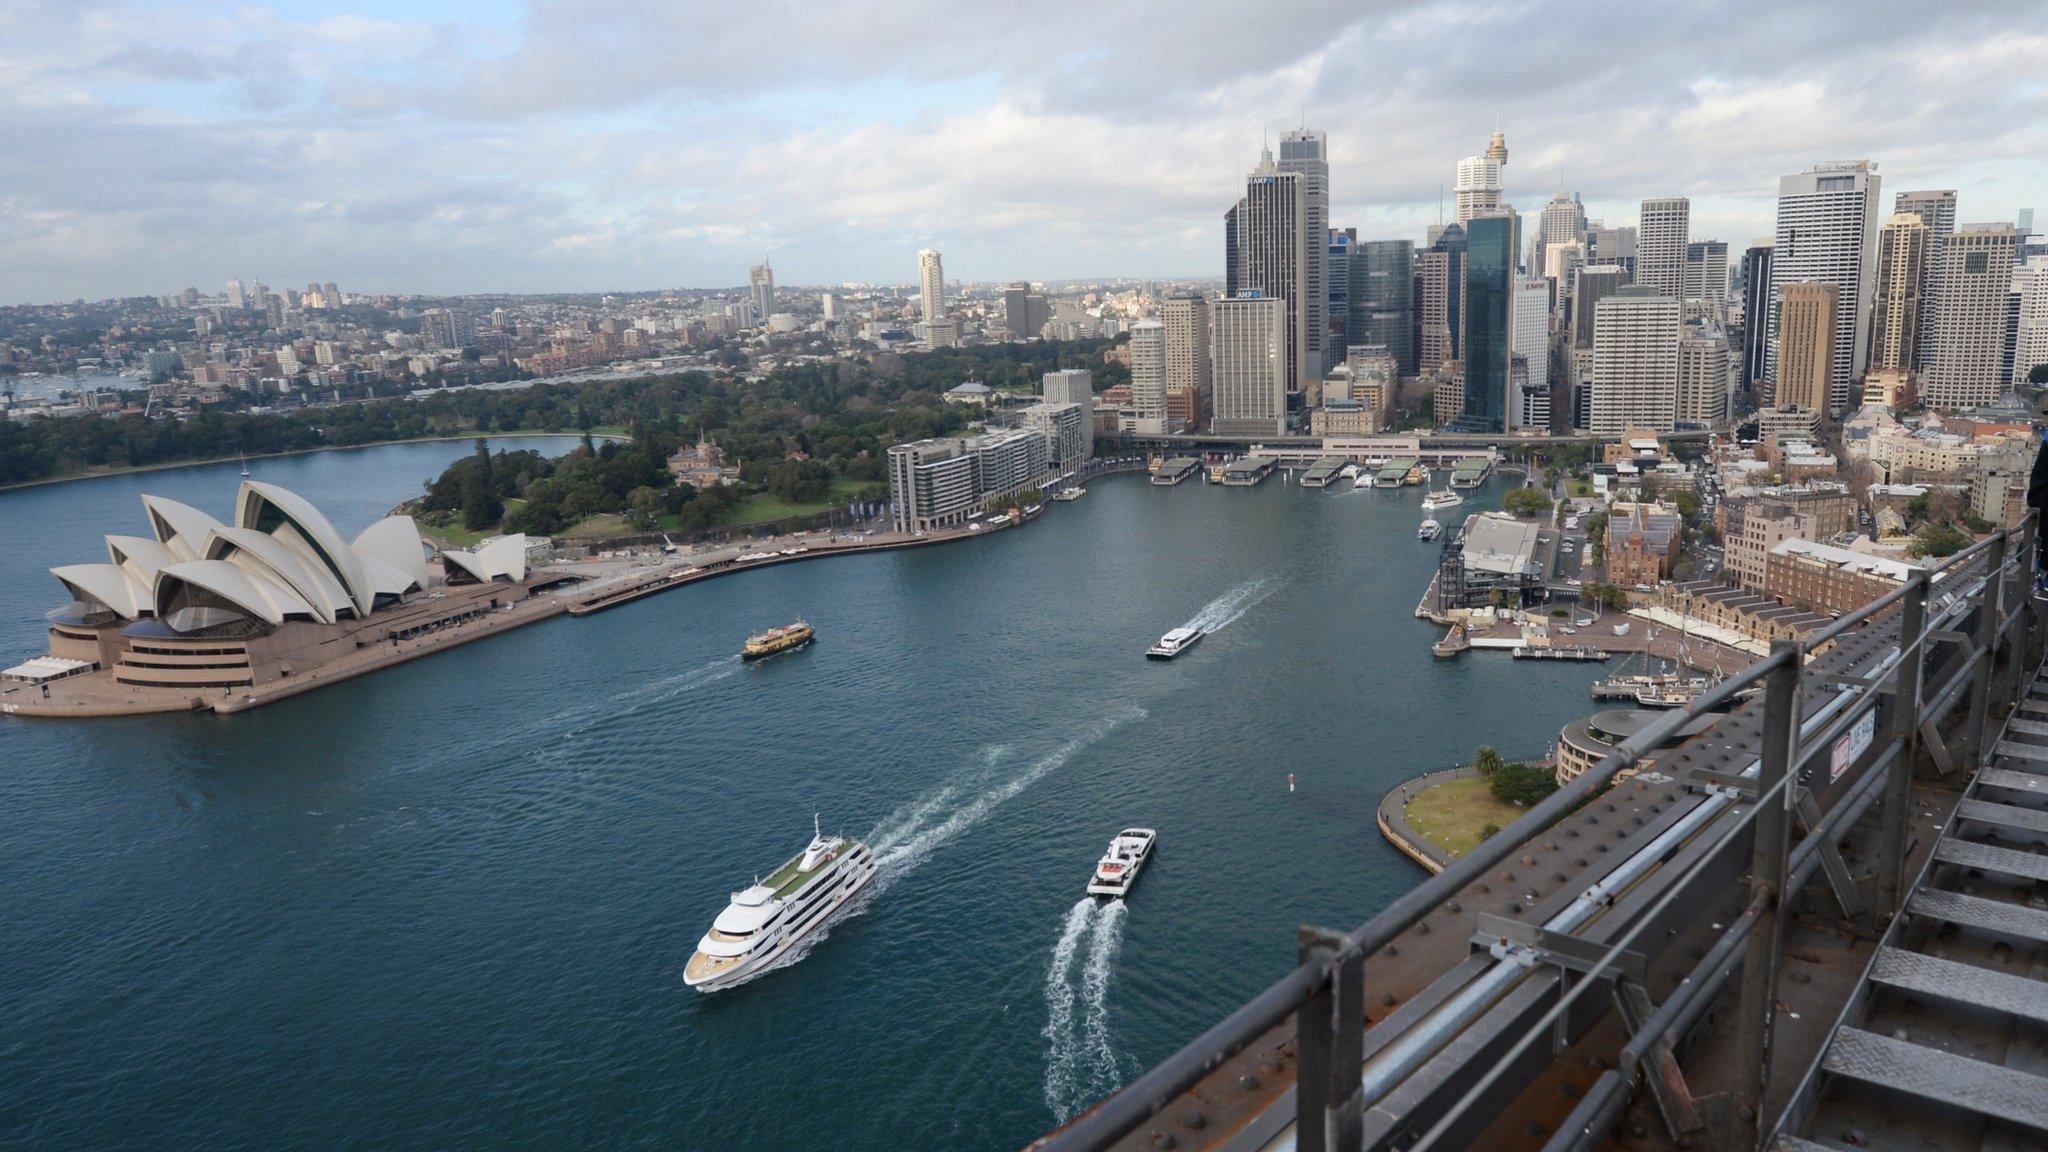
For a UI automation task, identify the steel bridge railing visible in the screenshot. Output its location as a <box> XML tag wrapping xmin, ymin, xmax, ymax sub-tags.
<box><xmin>1030</xmin><ymin>522</ymin><xmax>2041</xmax><ymax>1152</ymax></box>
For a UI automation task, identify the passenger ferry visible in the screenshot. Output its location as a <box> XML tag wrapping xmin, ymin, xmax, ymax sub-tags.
<box><xmin>1146</xmin><ymin>626</ymin><xmax>1203</xmax><ymax>660</ymax></box>
<box><xmin>1086</xmin><ymin>828</ymin><xmax>1157</xmax><ymax>898</ymax></box>
<box><xmin>684</xmin><ymin>817</ymin><xmax>877</xmax><ymax>992</ymax></box>
<box><xmin>742</xmin><ymin>620</ymin><xmax>814</xmax><ymax>660</ymax></box>
<box><xmin>1418</xmin><ymin>518</ymin><xmax>1441</xmax><ymax>541</ymax></box>
<box><xmin>1421</xmin><ymin>488</ymin><xmax>1464</xmax><ymax>511</ymax></box>
<box><xmin>1051</xmin><ymin>487</ymin><xmax>1086</xmax><ymax>502</ymax></box>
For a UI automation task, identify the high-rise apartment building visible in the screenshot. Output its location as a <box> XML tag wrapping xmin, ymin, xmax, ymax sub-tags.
<box><xmin>1454</xmin><ymin>155</ymin><xmax>1502</xmax><ymax>224</ymax></box>
<box><xmin>1162</xmin><ymin>294</ymin><xmax>1212</xmax><ymax>426</ymax></box>
<box><xmin>1868</xmin><ymin>213</ymin><xmax>1927</xmax><ymax>377</ymax></box>
<box><xmin>1350</xmin><ymin>240</ymin><xmax>1415</xmax><ymax>376</ymax></box>
<box><xmin>1572</xmin><ymin>264</ymin><xmax>1626</xmax><ymax>349</ymax></box>
<box><xmin>1276</xmin><ymin>129</ymin><xmax>1331</xmax><ymax>378</ymax></box>
<box><xmin>887</xmin><ymin>429</ymin><xmax>1049</xmax><ymax>535</ymax></box>
<box><xmin>917</xmin><ymin>248</ymin><xmax>944</xmax><ymax>326</ymax></box>
<box><xmin>1684</xmin><ymin>240</ymin><xmax>1729</xmax><ymax>308</ymax></box>
<box><xmin>1774</xmin><ymin>282</ymin><xmax>1837</xmax><ymax>416</ymax></box>
<box><xmin>1210</xmin><ymin>295</ymin><xmax>1288</xmax><ymax>436</ymax></box>
<box><xmin>1740</xmin><ymin>243</ymin><xmax>1774</xmax><ymax>392</ymax></box>
<box><xmin>1677</xmin><ymin>334</ymin><xmax>1731</xmax><ymax>427</ymax></box>
<box><xmin>1511</xmin><ymin>277</ymin><xmax>1550</xmax><ymax>431</ymax></box>
<box><xmin>225</xmin><ymin>279</ymin><xmax>246</xmax><ymax>309</ymax></box>
<box><xmin>1458</xmin><ymin>215</ymin><xmax>1516</xmax><ymax>432</ymax></box>
<box><xmin>1766</xmin><ymin>161</ymin><xmax>1882</xmax><ymax>416</ymax></box>
<box><xmin>1041</xmin><ymin>368</ymin><xmax>1095</xmax><ymax>460</ymax></box>
<box><xmin>1589</xmin><ymin>287</ymin><xmax>1682</xmax><ymax>435</ymax></box>
<box><xmin>1415</xmin><ymin>250</ymin><xmax>1454</xmax><ymax>373</ymax></box>
<box><xmin>1922</xmin><ymin>224</ymin><xmax>2018</xmax><ymax>409</ymax></box>
<box><xmin>1129</xmin><ymin>320</ymin><xmax>1167</xmax><ymax>434</ymax></box>
<box><xmin>1895</xmin><ymin>190</ymin><xmax>1958</xmax><ymax>370</ymax></box>
<box><xmin>749</xmin><ymin>260</ymin><xmax>774</xmax><ymax>327</ymax></box>
<box><xmin>1637</xmin><ymin>198</ymin><xmax>1691</xmax><ymax>303</ymax></box>
<box><xmin>1003</xmin><ymin>282</ymin><xmax>1050</xmax><ymax>340</ymax></box>
<box><xmin>1226</xmin><ymin>146</ymin><xmax>1320</xmax><ymax>391</ymax></box>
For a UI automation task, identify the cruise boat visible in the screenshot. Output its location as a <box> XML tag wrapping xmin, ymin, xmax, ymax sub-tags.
<box><xmin>1051</xmin><ymin>487</ymin><xmax>1085</xmax><ymax>502</ymax></box>
<box><xmin>742</xmin><ymin>620</ymin><xmax>813</xmax><ymax>660</ymax></box>
<box><xmin>1146</xmin><ymin>626</ymin><xmax>1202</xmax><ymax>660</ymax></box>
<box><xmin>1086</xmin><ymin>828</ymin><xmax>1157</xmax><ymax>898</ymax></box>
<box><xmin>1418</xmin><ymin>518</ymin><xmax>1441</xmax><ymax>541</ymax></box>
<box><xmin>684</xmin><ymin>817</ymin><xmax>877</xmax><ymax>993</ymax></box>
<box><xmin>1421</xmin><ymin>488</ymin><xmax>1464</xmax><ymax>511</ymax></box>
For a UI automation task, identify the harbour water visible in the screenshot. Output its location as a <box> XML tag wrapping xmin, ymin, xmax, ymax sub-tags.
<box><xmin>0</xmin><ymin>447</ymin><xmax>1607</xmax><ymax>1149</ymax></box>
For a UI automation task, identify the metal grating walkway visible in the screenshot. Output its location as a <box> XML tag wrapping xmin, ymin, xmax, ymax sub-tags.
<box><xmin>1779</xmin><ymin>656</ymin><xmax>2048</xmax><ymax>1146</ymax></box>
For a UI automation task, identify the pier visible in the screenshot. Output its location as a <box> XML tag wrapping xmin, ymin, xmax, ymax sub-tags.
<box><xmin>1299</xmin><ymin>456</ymin><xmax>1347</xmax><ymax>488</ymax></box>
<box><xmin>1221</xmin><ymin>456</ymin><xmax>1277</xmax><ymax>486</ymax></box>
<box><xmin>1375</xmin><ymin>456</ymin><xmax>1419</xmax><ymax>487</ymax></box>
<box><xmin>1150</xmin><ymin>457</ymin><xmax>1201</xmax><ymax>486</ymax></box>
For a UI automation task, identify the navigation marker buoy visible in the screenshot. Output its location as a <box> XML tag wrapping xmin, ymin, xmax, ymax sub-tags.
<box><xmin>1288</xmin><ymin>773</ymin><xmax>1296</xmax><ymax>793</ymax></box>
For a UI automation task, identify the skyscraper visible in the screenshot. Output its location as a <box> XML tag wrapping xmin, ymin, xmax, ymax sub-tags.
<box><xmin>1536</xmin><ymin>193</ymin><xmax>1587</xmax><ymax>275</ymax></box>
<box><xmin>1003</xmin><ymin>282</ymin><xmax>1050</xmax><ymax>340</ymax></box>
<box><xmin>1775</xmin><ymin>281</ymin><xmax>1837</xmax><ymax>415</ymax></box>
<box><xmin>1210</xmin><ymin>295</ymin><xmax>1288</xmax><ymax>436</ymax></box>
<box><xmin>1585</xmin><ymin>225</ymin><xmax>1637</xmax><ymax>273</ymax></box>
<box><xmin>1677</xmin><ymin>334</ymin><xmax>1731</xmax><ymax>427</ymax></box>
<box><xmin>1277</xmin><ymin>129</ymin><xmax>1331</xmax><ymax>378</ymax></box>
<box><xmin>1868</xmin><ymin>213</ymin><xmax>1927</xmax><ymax>377</ymax></box>
<box><xmin>1454</xmin><ymin>153</ymin><xmax>1502</xmax><ymax>224</ymax></box>
<box><xmin>1226</xmin><ymin>146</ymin><xmax>1319</xmax><ymax>392</ymax></box>
<box><xmin>225</xmin><ymin>279</ymin><xmax>246</xmax><ymax>309</ymax></box>
<box><xmin>1459</xmin><ymin>214</ymin><xmax>1516</xmax><ymax>432</ymax></box>
<box><xmin>2015</xmin><ymin>256</ymin><xmax>2048</xmax><ymax>387</ymax></box>
<box><xmin>1129</xmin><ymin>320</ymin><xmax>1167</xmax><ymax>434</ymax></box>
<box><xmin>1572</xmin><ymin>264</ymin><xmax>1626</xmax><ymax>349</ymax></box>
<box><xmin>1352</xmin><ymin>240</ymin><xmax>1416</xmax><ymax>377</ymax></box>
<box><xmin>917</xmin><ymin>249</ymin><xmax>944</xmax><ymax>326</ymax></box>
<box><xmin>1511</xmin><ymin>277</ymin><xmax>1550</xmax><ymax>431</ymax></box>
<box><xmin>1922</xmin><ymin>224</ymin><xmax>2018</xmax><ymax>409</ymax></box>
<box><xmin>1327</xmin><ymin>229</ymin><xmax>1353</xmax><ymax>354</ymax></box>
<box><xmin>1637</xmin><ymin>197</ymin><xmax>1690</xmax><ymax>302</ymax></box>
<box><xmin>1683</xmin><ymin>241</ymin><xmax>1729</xmax><ymax>308</ymax></box>
<box><xmin>1589</xmin><ymin>286</ymin><xmax>1681</xmax><ymax>435</ymax></box>
<box><xmin>1163</xmin><ymin>294</ymin><xmax>1212</xmax><ymax>428</ymax></box>
<box><xmin>1740</xmin><ymin>242</ymin><xmax>1773</xmax><ymax>392</ymax></box>
<box><xmin>1766</xmin><ymin>161</ymin><xmax>1883</xmax><ymax>416</ymax></box>
<box><xmin>749</xmin><ymin>259</ymin><xmax>774</xmax><ymax>327</ymax></box>
<box><xmin>1895</xmin><ymin>189</ymin><xmax>1958</xmax><ymax>371</ymax></box>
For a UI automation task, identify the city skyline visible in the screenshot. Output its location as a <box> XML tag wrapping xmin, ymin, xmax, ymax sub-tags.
<box><xmin>3</xmin><ymin>0</ymin><xmax>2045</xmax><ymax>304</ymax></box>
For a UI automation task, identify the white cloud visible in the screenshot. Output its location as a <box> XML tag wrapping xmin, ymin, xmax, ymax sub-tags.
<box><xmin>0</xmin><ymin>0</ymin><xmax>2042</xmax><ymax>301</ymax></box>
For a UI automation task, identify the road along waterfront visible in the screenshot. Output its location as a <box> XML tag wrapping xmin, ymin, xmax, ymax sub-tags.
<box><xmin>3</xmin><ymin>449</ymin><xmax>1617</xmax><ymax>1150</ymax></box>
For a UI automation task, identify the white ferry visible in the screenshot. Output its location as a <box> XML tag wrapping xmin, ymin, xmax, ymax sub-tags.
<box><xmin>1418</xmin><ymin>518</ymin><xmax>1441</xmax><ymax>541</ymax></box>
<box><xmin>1051</xmin><ymin>487</ymin><xmax>1086</xmax><ymax>502</ymax></box>
<box><xmin>1146</xmin><ymin>626</ymin><xmax>1203</xmax><ymax>660</ymax></box>
<box><xmin>1421</xmin><ymin>488</ymin><xmax>1464</xmax><ymax>511</ymax></box>
<box><xmin>684</xmin><ymin>817</ymin><xmax>877</xmax><ymax>993</ymax></box>
<box><xmin>1087</xmin><ymin>828</ymin><xmax>1157</xmax><ymax>898</ymax></box>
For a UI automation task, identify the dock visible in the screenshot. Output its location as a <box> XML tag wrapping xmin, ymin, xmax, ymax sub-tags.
<box><xmin>1221</xmin><ymin>456</ymin><xmax>1278</xmax><ymax>486</ymax></box>
<box><xmin>1449</xmin><ymin>460</ymin><xmax>1490</xmax><ymax>488</ymax></box>
<box><xmin>1299</xmin><ymin>456</ymin><xmax>1347</xmax><ymax>488</ymax></box>
<box><xmin>1511</xmin><ymin>645</ymin><xmax>1609</xmax><ymax>661</ymax></box>
<box><xmin>1151</xmin><ymin>457</ymin><xmax>1201</xmax><ymax>486</ymax></box>
<box><xmin>1375</xmin><ymin>456</ymin><xmax>1420</xmax><ymax>487</ymax></box>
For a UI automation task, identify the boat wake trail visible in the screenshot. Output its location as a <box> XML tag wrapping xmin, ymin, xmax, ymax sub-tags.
<box><xmin>1184</xmin><ymin>575</ymin><xmax>1282</xmax><ymax>635</ymax></box>
<box><xmin>1044</xmin><ymin>898</ymin><xmax>1130</xmax><ymax>1122</ymax></box>
<box><xmin>514</xmin><ymin>656</ymin><xmax>742</xmax><ymax>758</ymax></box>
<box><xmin>866</xmin><ymin>708</ymin><xmax>1143</xmax><ymax>892</ymax></box>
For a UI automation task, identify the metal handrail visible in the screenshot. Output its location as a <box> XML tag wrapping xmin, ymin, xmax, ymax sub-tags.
<box><xmin>1034</xmin><ymin>527</ymin><xmax>2026</xmax><ymax>1152</ymax></box>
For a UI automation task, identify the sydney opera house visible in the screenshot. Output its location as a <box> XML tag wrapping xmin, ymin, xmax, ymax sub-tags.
<box><xmin>4</xmin><ymin>480</ymin><xmax>544</xmax><ymax>715</ymax></box>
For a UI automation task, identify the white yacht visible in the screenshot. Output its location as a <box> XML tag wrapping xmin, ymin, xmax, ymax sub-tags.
<box><xmin>1087</xmin><ymin>828</ymin><xmax>1157</xmax><ymax>898</ymax></box>
<box><xmin>1421</xmin><ymin>488</ymin><xmax>1464</xmax><ymax>511</ymax></box>
<box><xmin>684</xmin><ymin>817</ymin><xmax>877</xmax><ymax>993</ymax></box>
<box><xmin>1418</xmin><ymin>518</ymin><xmax>1441</xmax><ymax>541</ymax></box>
<box><xmin>1146</xmin><ymin>626</ymin><xmax>1203</xmax><ymax>660</ymax></box>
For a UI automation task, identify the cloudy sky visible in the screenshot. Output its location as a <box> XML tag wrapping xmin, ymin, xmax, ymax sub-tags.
<box><xmin>3</xmin><ymin>0</ymin><xmax>2043</xmax><ymax>303</ymax></box>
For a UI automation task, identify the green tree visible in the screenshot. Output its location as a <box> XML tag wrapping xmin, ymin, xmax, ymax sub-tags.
<box><xmin>1479</xmin><ymin>822</ymin><xmax>1502</xmax><ymax>842</ymax></box>
<box><xmin>459</xmin><ymin>473</ymin><xmax>502</xmax><ymax>531</ymax></box>
<box><xmin>1488</xmin><ymin>762</ymin><xmax>1559</xmax><ymax>806</ymax></box>
<box><xmin>1502</xmin><ymin>487</ymin><xmax>1551</xmax><ymax>518</ymax></box>
<box><xmin>1909</xmin><ymin>522</ymin><xmax>1970</xmax><ymax>558</ymax></box>
<box><xmin>2030</xmin><ymin>363</ymin><xmax>2048</xmax><ymax>385</ymax></box>
<box><xmin>1473</xmin><ymin>746</ymin><xmax>1505</xmax><ymax>778</ymax></box>
<box><xmin>626</xmin><ymin>485</ymin><xmax>665</xmax><ymax>531</ymax></box>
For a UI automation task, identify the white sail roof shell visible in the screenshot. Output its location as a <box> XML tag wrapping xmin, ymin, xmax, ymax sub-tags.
<box><xmin>352</xmin><ymin>516</ymin><xmax>430</xmax><ymax>592</ymax></box>
<box><xmin>51</xmin><ymin>563</ymin><xmax>150</xmax><ymax>619</ymax></box>
<box><xmin>105</xmin><ymin>535</ymin><xmax>178</xmax><ymax>587</ymax></box>
<box><xmin>153</xmin><ymin>559</ymin><xmax>316</xmax><ymax>626</ymax></box>
<box><xmin>140</xmin><ymin>496</ymin><xmax>224</xmax><ymax>562</ymax></box>
<box><xmin>440</xmin><ymin>534</ymin><xmax>528</xmax><ymax>584</ymax></box>
<box><xmin>235</xmin><ymin>481</ymin><xmax>374</xmax><ymax>616</ymax></box>
<box><xmin>200</xmin><ymin>527</ymin><xmax>350</xmax><ymax>624</ymax></box>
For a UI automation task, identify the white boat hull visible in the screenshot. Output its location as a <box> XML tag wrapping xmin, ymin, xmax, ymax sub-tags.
<box><xmin>686</xmin><ymin>857</ymin><xmax>877</xmax><ymax>993</ymax></box>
